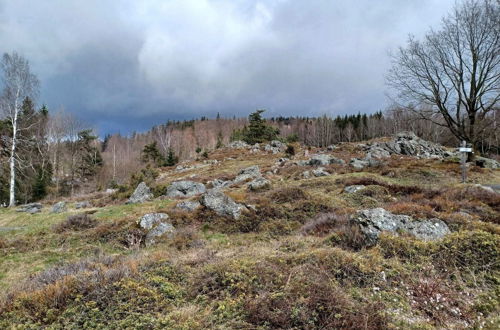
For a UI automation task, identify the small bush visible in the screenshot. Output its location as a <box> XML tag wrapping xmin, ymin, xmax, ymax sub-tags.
<box><xmin>53</xmin><ymin>214</ymin><xmax>97</xmax><ymax>232</ymax></box>
<box><xmin>285</xmin><ymin>144</ymin><xmax>295</xmax><ymax>157</ymax></box>
<box><xmin>270</xmin><ymin>187</ymin><xmax>308</xmax><ymax>203</ymax></box>
<box><xmin>436</xmin><ymin>231</ymin><xmax>500</xmax><ymax>273</ymax></box>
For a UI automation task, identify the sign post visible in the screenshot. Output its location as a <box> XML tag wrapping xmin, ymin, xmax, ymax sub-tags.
<box><xmin>459</xmin><ymin>141</ymin><xmax>472</xmax><ymax>183</ymax></box>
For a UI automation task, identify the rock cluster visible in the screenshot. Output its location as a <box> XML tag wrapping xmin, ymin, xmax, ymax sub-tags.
<box><xmin>229</xmin><ymin>140</ymin><xmax>250</xmax><ymax>149</ymax></box>
<box><xmin>166</xmin><ymin>181</ymin><xmax>206</xmax><ymax>198</ymax></box>
<box><xmin>138</xmin><ymin>213</ymin><xmax>175</xmax><ymax>246</ymax></box>
<box><xmin>127</xmin><ymin>182</ymin><xmax>153</xmax><ymax>204</ymax></box>
<box><xmin>351</xmin><ymin>208</ymin><xmax>450</xmax><ymax>245</ymax></box>
<box><xmin>16</xmin><ymin>203</ymin><xmax>42</xmax><ymax>214</ymax></box>
<box><xmin>312</xmin><ymin>167</ymin><xmax>330</xmax><ymax>177</ymax></box>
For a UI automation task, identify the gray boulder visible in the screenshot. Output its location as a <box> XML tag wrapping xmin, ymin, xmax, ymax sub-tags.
<box><xmin>16</xmin><ymin>203</ymin><xmax>42</xmax><ymax>214</ymax></box>
<box><xmin>344</xmin><ymin>185</ymin><xmax>366</xmax><ymax>193</ymax></box>
<box><xmin>308</xmin><ymin>154</ymin><xmax>332</xmax><ymax>166</ymax></box>
<box><xmin>350</xmin><ymin>158</ymin><xmax>370</xmax><ymax>169</ymax></box>
<box><xmin>264</xmin><ymin>140</ymin><xmax>286</xmax><ymax>154</ymax></box>
<box><xmin>351</xmin><ymin>208</ymin><xmax>450</xmax><ymax>245</ymax></box>
<box><xmin>127</xmin><ymin>182</ymin><xmax>153</xmax><ymax>204</ymax></box>
<box><xmin>75</xmin><ymin>201</ymin><xmax>91</xmax><ymax>209</ymax></box>
<box><xmin>166</xmin><ymin>181</ymin><xmax>206</xmax><ymax>198</ymax></box>
<box><xmin>175</xmin><ymin>200</ymin><xmax>201</xmax><ymax>212</ymax></box>
<box><xmin>312</xmin><ymin>167</ymin><xmax>330</xmax><ymax>177</ymax></box>
<box><xmin>308</xmin><ymin>154</ymin><xmax>345</xmax><ymax>166</ymax></box>
<box><xmin>302</xmin><ymin>170</ymin><xmax>311</xmax><ymax>179</ymax></box>
<box><xmin>209</xmin><ymin>179</ymin><xmax>234</xmax><ymax>189</ymax></box>
<box><xmin>234</xmin><ymin>165</ymin><xmax>261</xmax><ymax>183</ymax></box>
<box><xmin>51</xmin><ymin>201</ymin><xmax>67</xmax><ymax>213</ymax></box>
<box><xmin>247</xmin><ymin>177</ymin><xmax>271</xmax><ymax>191</ymax></box>
<box><xmin>327</xmin><ymin>145</ymin><xmax>338</xmax><ymax>151</ymax></box>
<box><xmin>200</xmin><ymin>189</ymin><xmax>246</xmax><ymax>219</ymax></box>
<box><xmin>137</xmin><ymin>213</ymin><xmax>175</xmax><ymax>246</ymax></box>
<box><xmin>475</xmin><ymin>157</ymin><xmax>500</xmax><ymax>169</ymax></box>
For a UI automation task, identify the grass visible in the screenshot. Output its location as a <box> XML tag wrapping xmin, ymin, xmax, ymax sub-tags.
<box><xmin>0</xmin><ymin>142</ymin><xmax>499</xmax><ymax>328</ymax></box>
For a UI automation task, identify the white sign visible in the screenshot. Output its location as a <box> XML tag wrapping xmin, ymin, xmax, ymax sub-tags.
<box><xmin>459</xmin><ymin>147</ymin><xmax>472</xmax><ymax>152</ymax></box>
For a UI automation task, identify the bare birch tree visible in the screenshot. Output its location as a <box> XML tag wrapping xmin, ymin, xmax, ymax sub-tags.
<box><xmin>387</xmin><ymin>0</ymin><xmax>499</xmax><ymax>155</ymax></box>
<box><xmin>0</xmin><ymin>52</ymin><xmax>39</xmax><ymax>206</ymax></box>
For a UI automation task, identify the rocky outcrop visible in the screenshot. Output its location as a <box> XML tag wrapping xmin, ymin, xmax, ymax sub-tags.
<box><xmin>365</xmin><ymin>132</ymin><xmax>447</xmax><ymax>159</ymax></box>
<box><xmin>16</xmin><ymin>203</ymin><xmax>42</xmax><ymax>214</ymax></box>
<box><xmin>247</xmin><ymin>177</ymin><xmax>271</xmax><ymax>191</ymax></box>
<box><xmin>234</xmin><ymin>165</ymin><xmax>262</xmax><ymax>183</ymax></box>
<box><xmin>351</xmin><ymin>208</ymin><xmax>450</xmax><ymax>245</ymax></box>
<box><xmin>138</xmin><ymin>213</ymin><xmax>175</xmax><ymax>246</ymax></box>
<box><xmin>127</xmin><ymin>182</ymin><xmax>153</xmax><ymax>204</ymax></box>
<box><xmin>175</xmin><ymin>200</ymin><xmax>201</xmax><ymax>212</ymax></box>
<box><xmin>166</xmin><ymin>181</ymin><xmax>206</xmax><ymax>198</ymax></box>
<box><xmin>51</xmin><ymin>201</ymin><xmax>67</xmax><ymax>213</ymax></box>
<box><xmin>200</xmin><ymin>189</ymin><xmax>246</xmax><ymax>219</ymax></box>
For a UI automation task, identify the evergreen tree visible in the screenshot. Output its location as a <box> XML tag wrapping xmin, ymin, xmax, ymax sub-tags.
<box><xmin>165</xmin><ymin>148</ymin><xmax>178</xmax><ymax>166</ymax></box>
<box><xmin>142</xmin><ymin>141</ymin><xmax>166</xmax><ymax>167</ymax></box>
<box><xmin>242</xmin><ymin>110</ymin><xmax>279</xmax><ymax>144</ymax></box>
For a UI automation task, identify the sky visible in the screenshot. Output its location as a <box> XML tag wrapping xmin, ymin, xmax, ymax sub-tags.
<box><xmin>0</xmin><ymin>0</ymin><xmax>456</xmax><ymax>135</ymax></box>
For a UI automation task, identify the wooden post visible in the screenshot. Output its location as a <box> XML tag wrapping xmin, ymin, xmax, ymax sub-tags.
<box><xmin>461</xmin><ymin>141</ymin><xmax>467</xmax><ymax>183</ymax></box>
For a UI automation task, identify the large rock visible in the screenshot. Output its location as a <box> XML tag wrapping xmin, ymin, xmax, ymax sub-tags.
<box><xmin>200</xmin><ymin>189</ymin><xmax>246</xmax><ymax>219</ymax></box>
<box><xmin>349</xmin><ymin>158</ymin><xmax>370</xmax><ymax>169</ymax></box>
<box><xmin>234</xmin><ymin>165</ymin><xmax>261</xmax><ymax>183</ymax></box>
<box><xmin>475</xmin><ymin>156</ymin><xmax>500</xmax><ymax>169</ymax></box>
<box><xmin>166</xmin><ymin>181</ymin><xmax>206</xmax><ymax>198</ymax></box>
<box><xmin>312</xmin><ymin>167</ymin><xmax>330</xmax><ymax>177</ymax></box>
<box><xmin>209</xmin><ymin>179</ymin><xmax>234</xmax><ymax>189</ymax></box>
<box><xmin>51</xmin><ymin>201</ymin><xmax>67</xmax><ymax>213</ymax></box>
<box><xmin>308</xmin><ymin>154</ymin><xmax>345</xmax><ymax>166</ymax></box>
<box><xmin>351</xmin><ymin>208</ymin><xmax>450</xmax><ymax>245</ymax></box>
<box><xmin>175</xmin><ymin>200</ymin><xmax>201</xmax><ymax>212</ymax></box>
<box><xmin>16</xmin><ymin>203</ymin><xmax>42</xmax><ymax>214</ymax></box>
<box><xmin>264</xmin><ymin>140</ymin><xmax>286</xmax><ymax>154</ymax></box>
<box><xmin>127</xmin><ymin>182</ymin><xmax>153</xmax><ymax>204</ymax></box>
<box><xmin>247</xmin><ymin>177</ymin><xmax>271</xmax><ymax>191</ymax></box>
<box><xmin>137</xmin><ymin>213</ymin><xmax>175</xmax><ymax>246</ymax></box>
<box><xmin>75</xmin><ymin>201</ymin><xmax>91</xmax><ymax>209</ymax></box>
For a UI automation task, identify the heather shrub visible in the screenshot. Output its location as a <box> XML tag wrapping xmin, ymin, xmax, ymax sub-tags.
<box><xmin>53</xmin><ymin>214</ymin><xmax>97</xmax><ymax>232</ymax></box>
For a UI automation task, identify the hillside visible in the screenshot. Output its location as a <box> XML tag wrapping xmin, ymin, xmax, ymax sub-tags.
<box><xmin>0</xmin><ymin>133</ymin><xmax>499</xmax><ymax>329</ymax></box>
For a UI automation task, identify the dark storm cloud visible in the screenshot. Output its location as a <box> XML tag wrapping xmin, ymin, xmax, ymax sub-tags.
<box><xmin>0</xmin><ymin>0</ymin><xmax>455</xmax><ymax>134</ymax></box>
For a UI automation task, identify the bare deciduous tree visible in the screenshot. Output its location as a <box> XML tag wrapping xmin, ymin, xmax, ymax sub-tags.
<box><xmin>387</xmin><ymin>0</ymin><xmax>499</xmax><ymax>155</ymax></box>
<box><xmin>0</xmin><ymin>52</ymin><xmax>39</xmax><ymax>206</ymax></box>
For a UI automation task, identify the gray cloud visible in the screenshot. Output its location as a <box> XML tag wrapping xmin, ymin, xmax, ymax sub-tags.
<box><xmin>0</xmin><ymin>0</ymin><xmax>455</xmax><ymax>134</ymax></box>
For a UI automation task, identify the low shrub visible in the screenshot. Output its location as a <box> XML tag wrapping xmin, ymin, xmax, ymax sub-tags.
<box><xmin>270</xmin><ymin>187</ymin><xmax>308</xmax><ymax>203</ymax></box>
<box><xmin>53</xmin><ymin>214</ymin><xmax>97</xmax><ymax>232</ymax></box>
<box><xmin>436</xmin><ymin>230</ymin><xmax>500</xmax><ymax>274</ymax></box>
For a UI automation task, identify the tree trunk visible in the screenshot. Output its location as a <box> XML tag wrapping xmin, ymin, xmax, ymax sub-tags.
<box><xmin>8</xmin><ymin>109</ymin><xmax>18</xmax><ymax>207</ymax></box>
